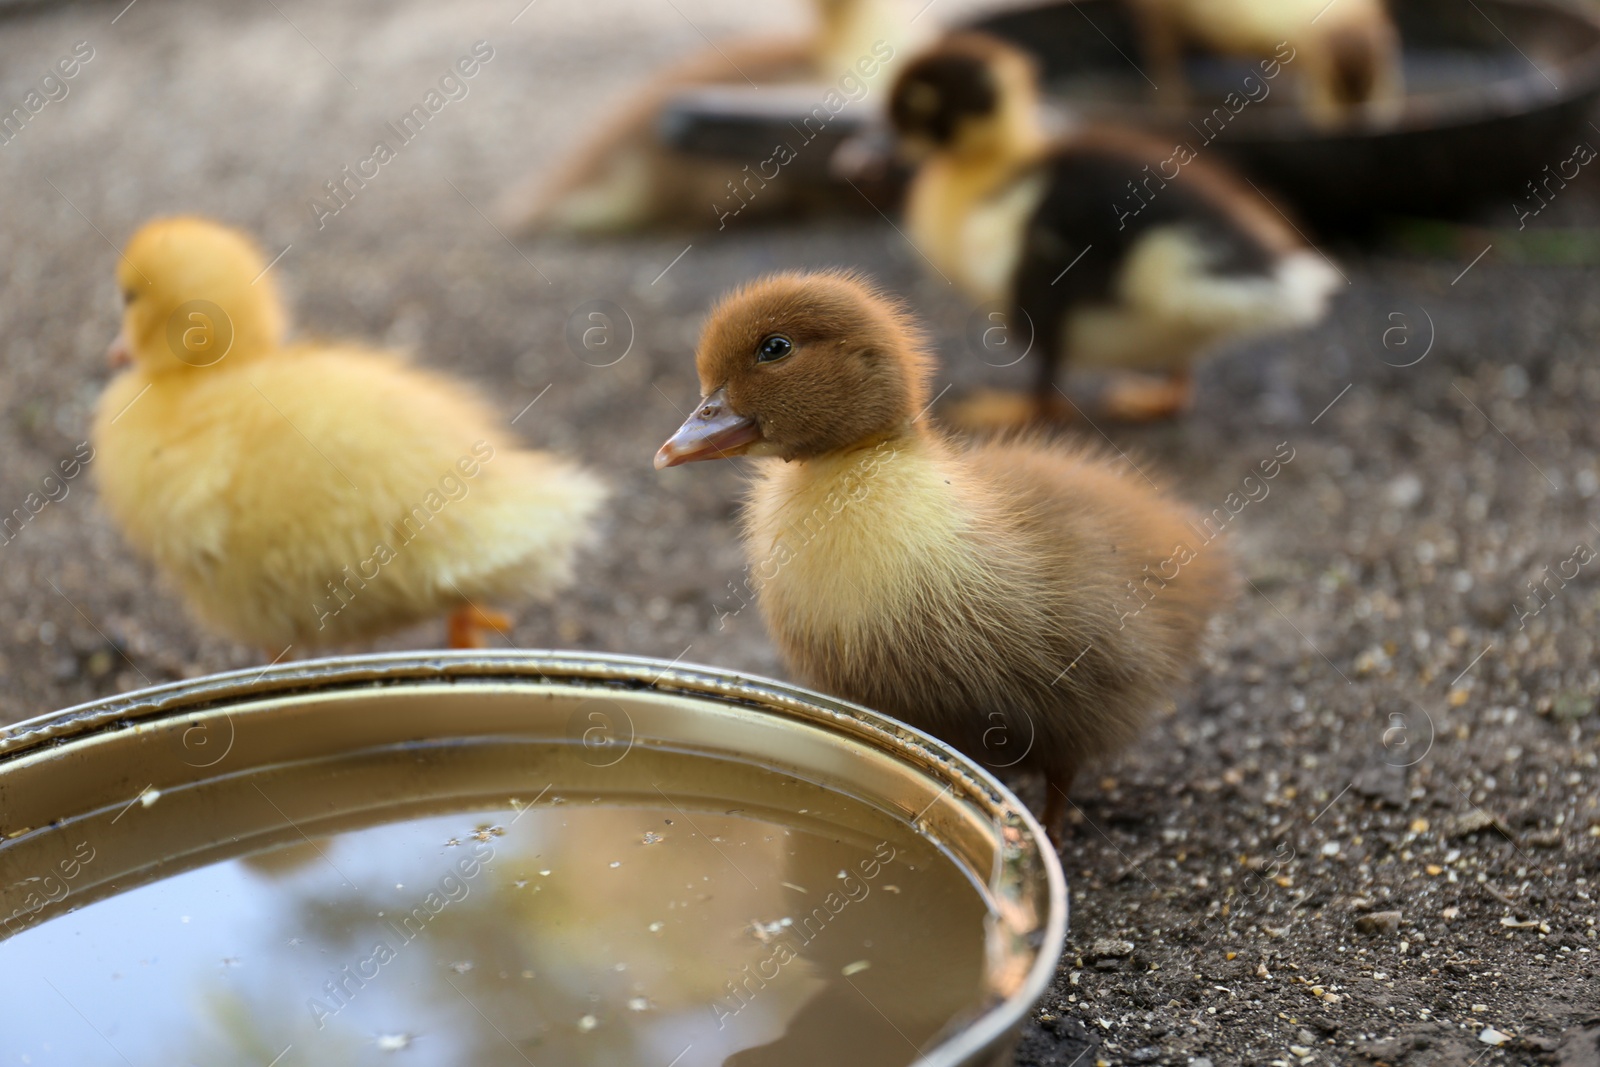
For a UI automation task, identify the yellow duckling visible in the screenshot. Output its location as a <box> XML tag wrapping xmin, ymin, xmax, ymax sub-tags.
<box><xmin>503</xmin><ymin>0</ymin><xmax>926</xmax><ymax>234</ymax></box>
<box><xmin>92</xmin><ymin>217</ymin><xmax>606</xmax><ymax>655</ymax></box>
<box><xmin>656</xmin><ymin>271</ymin><xmax>1235</xmax><ymax>841</ymax></box>
<box><xmin>1128</xmin><ymin>0</ymin><xmax>1404</xmax><ymax>128</ymax></box>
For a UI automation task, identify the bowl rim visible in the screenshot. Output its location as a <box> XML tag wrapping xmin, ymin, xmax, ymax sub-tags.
<box><xmin>0</xmin><ymin>649</ymin><xmax>1069</xmax><ymax>1067</ymax></box>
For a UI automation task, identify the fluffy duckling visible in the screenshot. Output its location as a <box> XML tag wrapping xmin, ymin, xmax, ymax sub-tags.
<box><xmin>92</xmin><ymin>217</ymin><xmax>606</xmax><ymax>654</ymax></box>
<box><xmin>504</xmin><ymin>0</ymin><xmax>924</xmax><ymax>234</ymax></box>
<box><xmin>655</xmin><ymin>271</ymin><xmax>1234</xmax><ymax>840</ymax></box>
<box><xmin>1128</xmin><ymin>0</ymin><xmax>1404</xmax><ymax>129</ymax></box>
<box><xmin>889</xmin><ymin>32</ymin><xmax>1341</xmax><ymax>425</ymax></box>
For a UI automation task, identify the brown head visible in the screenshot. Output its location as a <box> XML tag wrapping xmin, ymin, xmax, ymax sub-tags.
<box><xmin>655</xmin><ymin>271</ymin><xmax>933</xmax><ymax>468</ymax></box>
<box><xmin>888</xmin><ymin>32</ymin><xmax>1045</xmax><ymax>162</ymax></box>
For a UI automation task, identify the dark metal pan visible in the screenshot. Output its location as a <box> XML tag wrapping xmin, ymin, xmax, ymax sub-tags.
<box><xmin>657</xmin><ymin>0</ymin><xmax>1600</xmax><ymax>230</ymax></box>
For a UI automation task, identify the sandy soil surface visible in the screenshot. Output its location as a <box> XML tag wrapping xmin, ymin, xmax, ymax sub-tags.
<box><xmin>1</xmin><ymin>0</ymin><xmax>1598</xmax><ymax>1064</ymax></box>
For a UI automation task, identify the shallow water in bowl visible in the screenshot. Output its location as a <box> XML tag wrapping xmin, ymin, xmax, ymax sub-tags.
<box><xmin>0</xmin><ymin>747</ymin><xmax>993</xmax><ymax>1067</ymax></box>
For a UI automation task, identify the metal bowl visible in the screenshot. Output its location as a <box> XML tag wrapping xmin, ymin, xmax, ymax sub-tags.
<box><xmin>659</xmin><ymin>0</ymin><xmax>1600</xmax><ymax>230</ymax></box>
<box><xmin>0</xmin><ymin>651</ymin><xmax>1066</xmax><ymax>1067</ymax></box>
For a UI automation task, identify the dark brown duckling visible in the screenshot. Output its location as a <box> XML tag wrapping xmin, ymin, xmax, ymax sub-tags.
<box><xmin>888</xmin><ymin>32</ymin><xmax>1342</xmax><ymax>426</ymax></box>
<box><xmin>655</xmin><ymin>270</ymin><xmax>1235</xmax><ymax>841</ymax></box>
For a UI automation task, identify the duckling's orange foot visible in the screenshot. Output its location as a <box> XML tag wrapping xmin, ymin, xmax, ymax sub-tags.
<box><xmin>946</xmin><ymin>389</ymin><xmax>1074</xmax><ymax>434</ymax></box>
<box><xmin>1101</xmin><ymin>373</ymin><xmax>1194</xmax><ymax>422</ymax></box>
<box><xmin>447</xmin><ymin>605</ymin><xmax>514</xmax><ymax>649</ymax></box>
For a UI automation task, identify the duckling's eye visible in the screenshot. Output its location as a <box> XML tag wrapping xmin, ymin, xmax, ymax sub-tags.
<box><xmin>755</xmin><ymin>334</ymin><xmax>793</xmax><ymax>363</ymax></box>
<box><xmin>121</xmin><ymin>288</ymin><xmax>138</xmax><ymax>306</ymax></box>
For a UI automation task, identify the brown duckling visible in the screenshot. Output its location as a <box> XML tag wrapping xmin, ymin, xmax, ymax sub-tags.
<box><xmin>1127</xmin><ymin>0</ymin><xmax>1404</xmax><ymax>129</ymax></box>
<box><xmin>655</xmin><ymin>271</ymin><xmax>1234</xmax><ymax>841</ymax></box>
<box><xmin>502</xmin><ymin>0</ymin><xmax>926</xmax><ymax>234</ymax></box>
<box><xmin>888</xmin><ymin>32</ymin><xmax>1342</xmax><ymax>425</ymax></box>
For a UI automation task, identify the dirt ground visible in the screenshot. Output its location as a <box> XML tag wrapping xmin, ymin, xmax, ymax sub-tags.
<box><xmin>1</xmin><ymin>0</ymin><xmax>1598</xmax><ymax>1063</ymax></box>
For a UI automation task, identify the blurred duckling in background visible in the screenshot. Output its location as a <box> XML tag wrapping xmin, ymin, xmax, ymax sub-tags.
<box><xmin>1127</xmin><ymin>0</ymin><xmax>1404</xmax><ymax>128</ymax></box>
<box><xmin>503</xmin><ymin>0</ymin><xmax>926</xmax><ymax>234</ymax></box>
<box><xmin>887</xmin><ymin>32</ymin><xmax>1343</xmax><ymax>426</ymax></box>
<box><xmin>655</xmin><ymin>271</ymin><xmax>1234</xmax><ymax>842</ymax></box>
<box><xmin>92</xmin><ymin>217</ymin><xmax>606</xmax><ymax>655</ymax></box>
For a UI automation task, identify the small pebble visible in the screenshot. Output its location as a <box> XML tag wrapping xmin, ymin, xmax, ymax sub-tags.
<box><xmin>1088</xmin><ymin>938</ymin><xmax>1134</xmax><ymax>959</ymax></box>
<box><xmin>1355</xmin><ymin>911</ymin><xmax>1402</xmax><ymax>936</ymax></box>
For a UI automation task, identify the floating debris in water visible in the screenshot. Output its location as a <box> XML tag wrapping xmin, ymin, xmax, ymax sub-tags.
<box><xmin>139</xmin><ymin>786</ymin><xmax>161</xmax><ymax>808</ymax></box>
<box><xmin>443</xmin><ymin>838</ymin><xmax>461</xmax><ymax>847</ymax></box>
<box><xmin>448</xmin><ymin>960</ymin><xmax>473</xmax><ymax>974</ymax></box>
<box><xmin>577</xmin><ymin>1014</ymin><xmax>598</xmax><ymax>1032</ymax></box>
<box><xmin>628</xmin><ymin>997</ymin><xmax>651</xmax><ymax>1012</ymax></box>
<box><xmin>781</xmin><ymin>882</ymin><xmax>807</xmax><ymax>893</ymax></box>
<box><xmin>609</xmin><ymin>860</ymin><xmax>621</xmax><ymax>868</ymax></box>
<box><xmin>472</xmin><ymin>825</ymin><xmax>505</xmax><ymax>842</ymax></box>
<box><xmin>749</xmin><ymin>917</ymin><xmax>793</xmax><ymax>943</ymax></box>
<box><xmin>375</xmin><ymin>1033</ymin><xmax>413</xmax><ymax>1052</ymax></box>
<box><xmin>641</xmin><ymin>831</ymin><xmax>664</xmax><ymax>845</ymax></box>
<box><xmin>539</xmin><ymin>869</ymin><xmax>551</xmax><ymax>877</ymax></box>
<box><xmin>842</xmin><ymin>960</ymin><xmax>871</xmax><ymax>976</ymax></box>
<box><xmin>648</xmin><ymin>921</ymin><xmax>664</xmax><ymax>933</ymax></box>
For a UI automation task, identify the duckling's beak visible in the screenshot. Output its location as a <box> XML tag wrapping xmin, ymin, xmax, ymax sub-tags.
<box><xmin>654</xmin><ymin>387</ymin><xmax>763</xmax><ymax>469</ymax></box>
<box><xmin>106</xmin><ymin>330</ymin><xmax>132</xmax><ymax>369</ymax></box>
